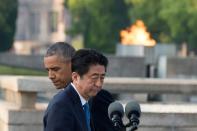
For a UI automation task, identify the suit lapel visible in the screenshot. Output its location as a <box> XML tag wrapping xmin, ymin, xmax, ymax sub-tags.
<box><xmin>67</xmin><ymin>84</ymin><xmax>89</xmax><ymax>131</ymax></box>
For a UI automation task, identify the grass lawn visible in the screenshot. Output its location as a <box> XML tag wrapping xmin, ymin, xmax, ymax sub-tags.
<box><xmin>0</xmin><ymin>65</ymin><xmax>47</xmax><ymax>76</ymax></box>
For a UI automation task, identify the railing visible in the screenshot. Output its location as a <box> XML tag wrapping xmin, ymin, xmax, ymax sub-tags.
<box><xmin>104</xmin><ymin>77</ymin><xmax>197</xmax><ymax>94</ymax></box>
<box><xmin>1</xmin><ymin>76</ymin><xmax>197</xmax><ymax>109</ymax></box>
<box><xmin>0</xmin><ymin>75</ymin><xmax>54</xmax><ymax>109</ymax></box>
<box><xmin>0</xmin><ymin>75</ymin><xmax>197</xmax><ymax>131</ymax></box>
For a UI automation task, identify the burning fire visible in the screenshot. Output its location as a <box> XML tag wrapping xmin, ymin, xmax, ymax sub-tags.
<box><xmin>120</xmin><ymin>20</ymin><xmax>156</xmax><ymax>47</ymax></box>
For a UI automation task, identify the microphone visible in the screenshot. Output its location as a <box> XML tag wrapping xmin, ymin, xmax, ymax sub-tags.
<box><xmin>108</xmin><ymin>101</ymin><xmax>124</xmax><ymax>129</ymax></box>
<box><xmin>125</xmin><ymin>100</ymin><xmax>141</xmax><ymax>130</ymax></box>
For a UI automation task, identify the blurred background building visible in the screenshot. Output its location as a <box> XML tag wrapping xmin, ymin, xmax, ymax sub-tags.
<box><xmin>14</xmin><ymin>0</ymin><xmax>70</xmax><ymax>54</ymax></box>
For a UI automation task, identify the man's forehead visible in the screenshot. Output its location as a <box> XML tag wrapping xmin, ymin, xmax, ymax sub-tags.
<box><xmin>87</xmin><ymin>65</ymin><xmax>106</xmax><ymax>73</ymax></box>
<box><xmin>45</xmin><ymin>55</ymin><xmax>70</xmax><ymax>62</ymax></box>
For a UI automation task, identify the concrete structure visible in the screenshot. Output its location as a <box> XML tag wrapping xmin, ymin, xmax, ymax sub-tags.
<box><xmin>2</xmin><ymin>53</ymin><xmax>197</xmax><ymax>84</ymax></box>
<box><xmin>0</xmin><ymin>76</ymin><xmax>197</xmax><ymax>131</ymax></box>
<box><xmin>116</xmin><ymin>43</ymin><xmax>176</xmax><ymax>65</ymax></box>
<box><xmin>103</xmin><ymin>77</ymin><xmax>197</xmax><ymax>95</ymax></box>
<box><xmin>14</xmin><ymin>0</ymin><xmax>70</xmax><ymax>54</ymax></box>
<box><xmin>107</xmin><ymin>55</ymin><xmax>145</xmax><ymax>77</ymax></box>
<box><xmin>157</xmin><ymin>56</ymin><xmax>197</xmax><ymax>102</ymax></box>
<box><xmin>158</xmin><ymin>56</ymin><xmax>197</xmax><ymax>79</ymax></box>
<box><xmin>0</xmin><ymin>53</ymin><xmax>44</xmax><ymax>70</ymax></box>
<box><xmin>137</xmin><ymin>104</ymin><xmax>197</xmax><ymax>131</ymax></box>
<box><xmin>116</xmin><ymin>44</ymin><xmax>145</xmax><ymax>57</ymax></box>
<box><xmin>0</xmin><ymin>101</ymin><xmax>44</xmax><ymax>131</ymax></box>
<box><xmin>3</xmin><ymin>53</ymin><xmax>197</xmax><ymax>79</ymax></box>
<box><xmin>0</xmin><ymin>54</ymin><xmax>146</xmax><ymax>77</ymax></box>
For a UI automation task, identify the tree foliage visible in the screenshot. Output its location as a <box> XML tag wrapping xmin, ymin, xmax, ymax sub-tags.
<box><xmin>159</xmin><ymin>0</ymin><xmax>197</xmax><ymax>50</ymax></box>
<box><xmin>65</xmin><ymin>0</ymin><xmax>130</xmax><ymax>53</ymax></box>
<box><xmin>65</xmin><ymin>0</ymin><xmax>197</xmax><ymax>52</ymax></box>
<box><xmin>127</xmin><ymin>0</ymin><xmax>197</xmax><ymax>51</ymax></box>
<box><xmin>0</xmin><ymin>0</ymin><xmax>18</xmax><ymax>52</ymax></box>
<box><xmin>126</xmin><ymin>0</ymin><xmax>171</xmax><ymax>43</ymax></box>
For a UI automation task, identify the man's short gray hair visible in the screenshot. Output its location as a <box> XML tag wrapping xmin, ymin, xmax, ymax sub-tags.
<box><xmin>45</xmin><ymin>42</ymin><xmax>76</xmax><ymax>60</ymax></box>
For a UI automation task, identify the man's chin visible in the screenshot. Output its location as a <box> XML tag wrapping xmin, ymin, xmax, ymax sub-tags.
<box><xmin>55</xmin><ymin>86</ymin><xmax>62</xmax><ymax>90</ymax></box>
<box><xmin>53</xmin><ymin>84</ymin><xmax>64</xmax><ymax>90</ymax></box>
<box><xmin>92</xmin><ymin>90</ymin><xmax>101</xmax><ymax>96</ymax></box>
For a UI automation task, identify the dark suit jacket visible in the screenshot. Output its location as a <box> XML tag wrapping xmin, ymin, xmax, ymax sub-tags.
<box><xmin>43</xmin><ymin>84</ymin><xmax>90</xmax><ymax>131</ymax></box>
<box><xmin>90</xmin><ymin>90</ymin><xmax>125</xmax><ymax>131</ymax></box>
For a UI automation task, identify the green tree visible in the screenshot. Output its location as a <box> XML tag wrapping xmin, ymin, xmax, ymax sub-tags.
<box><xmin>127</xmin><ymin>0</ymin><xmax>171</xmax><ymax>43</ymax></box>
<box><xmin>0</xmin><ymin>0</ymin><xmax>18</xmax><ymax>52</ymax></box>
<box><xmin>159</xmin><ymin>0</ymin><xmax>197</xmax><ymax>50</ymax></box>
<box><xmin>128</xmin><ymin>0</ymin><xmax>197</xmax><ymax>52</ymax></box>
<box><xmin>65</xmin><ymin>0</ymin><xmax>130</xmax><ymax>53</ymax></box>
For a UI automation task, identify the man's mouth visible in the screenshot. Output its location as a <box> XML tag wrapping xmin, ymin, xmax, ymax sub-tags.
<box><xmin>52</xmin><ymin>81</ymin><xmax>59</xmax><ymax>85</ymax></box>
<box><xmin>92</xmin><ymin>87</ymin><xmax>101</xmax><ymax>93</ymax></box>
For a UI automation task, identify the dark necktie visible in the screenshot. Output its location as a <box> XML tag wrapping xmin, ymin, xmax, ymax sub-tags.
<box><xmin>83</xmin><ymin>102</ymin><xmax>91</xmax><ymax>131</ymax></box>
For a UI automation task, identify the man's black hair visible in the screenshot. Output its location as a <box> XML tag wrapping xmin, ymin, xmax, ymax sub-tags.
<box><xmin>71</xmin><ymin>49</ymin><xmax>108</xmax><ymax>76</ymax></box>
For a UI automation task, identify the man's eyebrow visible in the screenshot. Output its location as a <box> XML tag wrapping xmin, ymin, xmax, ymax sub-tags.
<box><xmin>46</xmin><ymin>66</ymin><xmax>60</xmax><ymax>70</ymax></box>
<box><xmin>91</xmin><ymin>73</ymin><xmax>106</xmax><ymax>76</ymax></box>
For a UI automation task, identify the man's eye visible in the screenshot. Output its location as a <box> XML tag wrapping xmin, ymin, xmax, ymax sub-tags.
<box><xmin>91</xmin><ymin>76</ymin><xmax>105</xmax><ymax>81</ymax></box>
<box><xmin>91</xmin><ymin>77</ymin><xmax>98</xmax><ymax>80</ymax></box>
<box><xmin>50</xmin><ymin>67</ymin><xmax>60</xmax><ymax>72</ymax></box>
<box><xmin>91</xmin><ymin>76</ymin><xmax>98</xmax><ymax>80</ymax></box>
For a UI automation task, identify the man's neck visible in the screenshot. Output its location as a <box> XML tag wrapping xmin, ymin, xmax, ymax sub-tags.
<box><xmin>71</xmin><ymin>83</ymin><xmax>88</xmax><ymax>105</ymax></box>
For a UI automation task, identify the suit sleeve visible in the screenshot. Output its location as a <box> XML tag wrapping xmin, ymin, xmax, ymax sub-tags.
<box><xmin>91</xmin><ymin>89</ymin><xmax>118</xmax><ymax>131</ymax></box>
<box><xmin>44</xmin><ymin>102</ymin><xmax>74</xmax><ymax>131</ymax></box>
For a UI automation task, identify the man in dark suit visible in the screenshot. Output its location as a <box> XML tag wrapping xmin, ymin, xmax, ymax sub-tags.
<box><xmin>44</xmin><ymin>45</ymin><xmax>116</xmax><ymax>131</ymax></box>
<box><xmin>43</xmin><ymin>42</ymin><xmax>116</xmax><ymax>131</ymax></box>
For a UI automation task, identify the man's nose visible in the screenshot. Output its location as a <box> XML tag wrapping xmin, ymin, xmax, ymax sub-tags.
<box><xmin>48</xmin><ymin>71</ymin><xmax>55</xmax><ymax>79</ymax></box>
<box><xmin>95</xmin><ymin>78</ymin><xmax>103</xmax><ymax>87</ymax></box>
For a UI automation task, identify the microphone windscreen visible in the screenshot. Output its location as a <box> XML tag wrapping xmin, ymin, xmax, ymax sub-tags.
<box><xmin>108</xmin><ymin>101</ymin><xmax>124</xmax><ymax>119</ymax></box>
<box><xmin>125</xmin><ymin>100</ymin><xmax>141</xmax><ymax>118</ymax></box>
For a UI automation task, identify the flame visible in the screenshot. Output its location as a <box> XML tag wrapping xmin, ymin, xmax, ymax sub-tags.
<box><xmin>120</xmin><ymin>20</ymin><xmax>156</xmax><ymax>47</ymax></box>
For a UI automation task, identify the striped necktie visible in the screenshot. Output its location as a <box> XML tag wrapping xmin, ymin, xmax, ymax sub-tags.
<box><xmin>83</xmin><ymin>102</ymin><xmax>91</xmax><ymax>131</ymax></box>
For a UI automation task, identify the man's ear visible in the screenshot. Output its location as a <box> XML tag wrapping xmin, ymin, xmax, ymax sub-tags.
<box><xmin>72</xmin><ymin>72</ymin><xmax>80</xmax><ymax>84</ymax></box>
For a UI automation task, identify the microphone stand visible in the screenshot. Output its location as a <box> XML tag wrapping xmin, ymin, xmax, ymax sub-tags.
<box><xmin>124</xmin><ymin>123</ymin><xmax>137</xmax><ymax>131</ymax></box>
<box><xmin>124</xmin><ymin>114</ymin><xmax>139</xmax><ymax>131</ymax></box>
<box><xmin>129</xmin><ymin>126</ymin><xmax>138</xmax><ymax>131</ymax></box>
<box><xmin>111</xmin><ymin>118</ymin><xmax>139</xmax><ymax>131</ymax></box>
<box><xmin>128</xmin><ymin>121</ymin><xmax>138</xmax><ymax>131</ymax></box>
<box><xmin>124</xmin><ymin>123</ymin><xmax>138</xmax><ymax>131</ymax></box>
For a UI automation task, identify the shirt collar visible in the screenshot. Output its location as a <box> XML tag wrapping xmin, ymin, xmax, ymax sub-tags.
<box><xmin>71</xmin><ymin>82</ymin><xmax>87</xmax><ymax>106</ymax></box>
